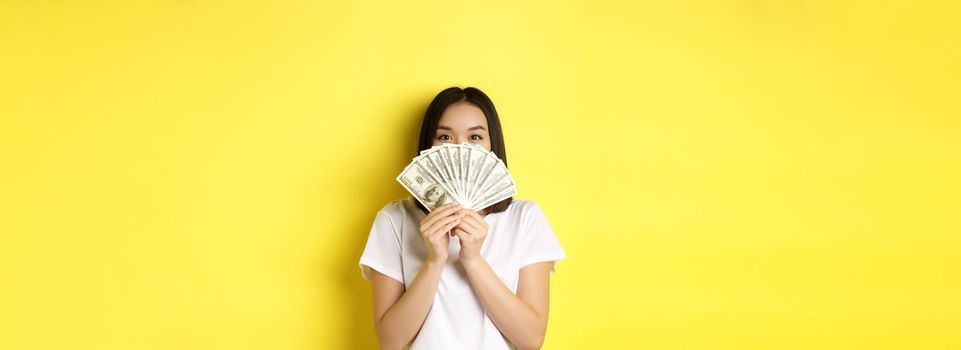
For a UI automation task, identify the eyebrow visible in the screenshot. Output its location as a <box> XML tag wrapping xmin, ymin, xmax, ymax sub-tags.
<box><xmin>437</xmin><ymin>125</ymin><xmax>487</xmax><ymax>131</ymax></box>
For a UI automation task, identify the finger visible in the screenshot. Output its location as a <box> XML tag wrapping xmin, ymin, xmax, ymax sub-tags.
<box><xmin>437</xmin><ymin>220</ymin><xmax>461</xmax><ymax>239</ymax></box>
<box><xmin>427</xmin><ymin>213</ymin><xmax>462</xmax><ymax>236</ymax></box>
<box><xmin>455</xmin><ymin>215</ymin><xmax>482</xmax><ymax>234</ymax></box>
<box><xmin>425</xmin><ymin>203</ymin><xmax>459</xmax><ymax>223</ymax></box>
<box><xmin>428</xmin><ymin>218</ymin><xmax>459</xmax><ymax>240</ymax></box>
<box><xmin>455</xmin><ymin>210</ymin><xmax>485</xmax><ymax>228</ymax></box>
<box><xmin>426</xmin><ymin>214</ymin><xmax>463</xmax><ymax>237</ymax></box>
<box><xmin>432</xmin><ymin>225</ymin><xmax>456</xmax><ymax>242</ymax></box>
<box><xmin>452</xmin><ymin>228</ymin><xmax>469</xmax><ymax>239</ymax></box>
<box><xmin>462</xmin><ymin>209</ymin><xmax>487</xmax><ymax>224</ymax></box>
<box><xmin>427</xmin><ymin>202</ymin><xmax>459</xmax><ymax>216</ymax></box>
<box><xmin>421</xmin><ymin>204</ymin><xmax>461</xmax><ymax>230</ymax></box>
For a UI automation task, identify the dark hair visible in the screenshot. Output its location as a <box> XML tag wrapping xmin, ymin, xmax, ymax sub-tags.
<box><xmin>413</xmin><ymin>86</ymin><xmax>512</xmax><ymax>215</ymax></box>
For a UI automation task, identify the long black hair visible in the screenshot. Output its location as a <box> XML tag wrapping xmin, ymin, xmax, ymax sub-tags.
<box><xmin>413</xmin><ymin>86</ymin><xmax>512</xmax><ymax>215</ymax></box>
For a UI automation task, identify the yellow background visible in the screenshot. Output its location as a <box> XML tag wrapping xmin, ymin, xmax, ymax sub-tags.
<box><xmin>2</xmin><ymin>1</ymin><xmax>959</xmax><ymax>349</ymax></box>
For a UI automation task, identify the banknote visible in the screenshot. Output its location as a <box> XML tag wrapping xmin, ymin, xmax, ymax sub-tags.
<box><xmin>398</xmin><ymin>143</ymin><xmax>516</xmax><ymax>211</ymax></box>
<box><xmin>396</xmin><ymin>159</ymin><xmax>457</xmax><ymax>211</ymax></box>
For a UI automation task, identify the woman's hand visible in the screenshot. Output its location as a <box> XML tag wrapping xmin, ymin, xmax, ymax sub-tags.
<box><xmin>419</xmin><ymin>203</ymin><xmax>465</xmax><ymax>264</ymax></box>
<box><xmin>452</xmin><ymin>208</ymin><xmax>490</xmax><ymax>263</ymax></box>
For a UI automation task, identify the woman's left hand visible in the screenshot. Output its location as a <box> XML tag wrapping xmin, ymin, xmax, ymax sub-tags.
<box><xmin>452</xmin><ymin>208</ymin><xmax>489</xmax><ymax>263</ymax></box>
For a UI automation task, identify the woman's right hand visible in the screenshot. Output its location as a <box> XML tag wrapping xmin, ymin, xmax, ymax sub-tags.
<box><xmin>419</xmin><ymin>203</ymin><xmax>465</xmax><ymax>264</ymax></box>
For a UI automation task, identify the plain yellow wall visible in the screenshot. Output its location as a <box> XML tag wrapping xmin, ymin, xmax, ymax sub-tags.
<box><xmin>2</xmin><ymin>1</ymin><xmax>959</xmax><ymax>349</ymax></box>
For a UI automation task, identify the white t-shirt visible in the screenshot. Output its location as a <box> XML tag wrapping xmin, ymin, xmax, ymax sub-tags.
<box><xmin>358</xmin><ymin>197</ymin><xmax>567</xmax><ymax>350</ymax></box>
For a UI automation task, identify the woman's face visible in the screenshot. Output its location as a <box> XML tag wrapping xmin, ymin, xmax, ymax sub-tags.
<box><xmin>433</xmin><ymin>101</ymin><xmax>492</xmax><ymax>151</ymax></box>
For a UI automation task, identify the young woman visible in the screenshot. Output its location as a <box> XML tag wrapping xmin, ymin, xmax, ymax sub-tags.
<box><xmin>359</xmin><ymin>86</ymin><xmax>567</xmax><ymax>350</ymax></box>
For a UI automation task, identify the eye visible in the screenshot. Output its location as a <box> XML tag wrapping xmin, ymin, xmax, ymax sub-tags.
<box><xmin>470</xmin><ymin>135</ymin><xmax>483</xmax><ymax>141</ymax></box>
<box><xmin>437</xmin><ymin>135</ymin><xmax>451</xmax><ymax>141</ymax></box>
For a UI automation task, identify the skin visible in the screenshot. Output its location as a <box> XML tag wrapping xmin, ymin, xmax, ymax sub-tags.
<box><xmin>369</xmin><ymin>101</ymin><xmax>553</xmax><ymax>350</ymax></box>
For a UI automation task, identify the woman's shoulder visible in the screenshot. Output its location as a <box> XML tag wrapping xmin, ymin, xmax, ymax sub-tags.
<box><xmin>502</xmin><ymin>198</ymin><xmax>545</xmax><ymax>217</ymax></box>
<box><xmin>375</xmin><ymin>197</ymin><xmax>422</xmax><ymax>219</ymax></box>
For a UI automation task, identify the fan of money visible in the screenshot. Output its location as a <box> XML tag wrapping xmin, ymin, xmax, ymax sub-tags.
<box><xmin>397</xmin><ymin>143</ymin><xmax>517</xmax><ymax>212</ymax></box>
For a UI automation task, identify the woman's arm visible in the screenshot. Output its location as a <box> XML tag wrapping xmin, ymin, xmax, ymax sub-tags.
<box><xmin>370</xmin><ymin>203</ymin><xmax>462</xmax><ymax>349</ymax></box>
<box><xmin>369</xmin><ymin>260</ymin><xmax>444</xmax><ymax>350</ymax></box>
<box><xmin>461</xmin><ymin>259</ymin><xmax>553</xmax><ymax>350</ymax></box>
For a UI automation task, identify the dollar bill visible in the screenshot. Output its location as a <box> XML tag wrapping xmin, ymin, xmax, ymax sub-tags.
<box><xmin>423</xmin><ymin>148</ymin><xmax>462</xmax><ymax>204</ymax></box>
<box><xmin>400</xmin><ymin>143</ymin><xmax>516</xmax><ymax>211</ymax></box>
<box><xmin>396</xmin><ymin>159</ymin><xmax>458</xmax><ymax>211</ymax></box>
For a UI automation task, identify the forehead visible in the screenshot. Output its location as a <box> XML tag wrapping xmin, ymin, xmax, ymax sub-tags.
<box><xmin>438</xmin><ymin>102</ymin><xmax>488</xmax><ymax>128</ymax></box>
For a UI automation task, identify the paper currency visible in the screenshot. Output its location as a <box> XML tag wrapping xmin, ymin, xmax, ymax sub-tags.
<box><xmin>398</xmin><ymin>143</ymin><xmax>516</xmax><ymax>211</ymax></box>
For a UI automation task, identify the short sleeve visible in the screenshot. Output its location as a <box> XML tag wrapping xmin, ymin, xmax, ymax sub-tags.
<box><xmin>517</xmin><ymin>202</ymin><xmax>567</xmax><ymax>275</ymax></box>
<box><xmin>358</xmin><ymin>209</ymin><xmax>405</xmax><ymax>284</ymax></box>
